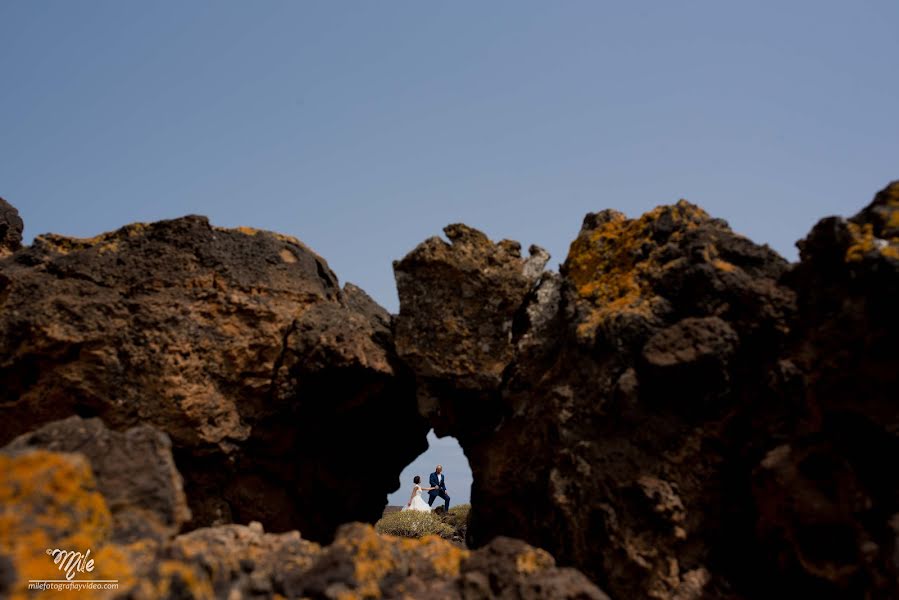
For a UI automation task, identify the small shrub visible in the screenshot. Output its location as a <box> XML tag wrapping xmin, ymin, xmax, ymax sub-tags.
<box><xmin>444</xmin><ymin>504</ymin><xmax>470</xmax><ymax>530</ymax></box>
<box><xmin>443</xmin><ymin>503</ymin><xmax>470</xmax><ymax>540</ymax></box>
<box><xmin>375</xmin><ymin>510</ymin><xmax>455</xmax><ymax>539</ymax></box>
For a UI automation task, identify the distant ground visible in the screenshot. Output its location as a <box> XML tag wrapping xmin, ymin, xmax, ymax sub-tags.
<box><xmin>376</xmin><ymin>504</ymin><xmax>470</xmax><ymax>548</ymax></box>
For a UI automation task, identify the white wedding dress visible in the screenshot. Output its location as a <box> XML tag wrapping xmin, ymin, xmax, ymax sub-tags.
<box><xmin>402</xmin><ymin>484</ymin><xmax>433</xmax><ymax>512</ymax></box>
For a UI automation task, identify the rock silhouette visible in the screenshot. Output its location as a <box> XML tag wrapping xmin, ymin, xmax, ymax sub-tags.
<box><xmin>0</xmin><ymin>197</ymin><xmax>23</xmax><ymax>257</ymax></box>
<box><xmin>1</xmin><ymin>182</ymin><xmax>898</xmax><ymax>598</ymax></box>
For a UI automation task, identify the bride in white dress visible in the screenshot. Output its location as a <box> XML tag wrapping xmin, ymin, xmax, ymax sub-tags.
<box><xmin>402</xmin><ymin>475</ymin><xmax>437</xmax><ymax>512</ymax></box>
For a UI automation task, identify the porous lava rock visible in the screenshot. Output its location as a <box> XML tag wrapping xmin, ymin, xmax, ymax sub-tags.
<box><xmin>0</xmin><ymin>436</ymin><xmax>608</xmax><ymax>600</ymax></box>
<box><xmin>394</xmin><ymin>191</ymin><xmax>895</xmax><ymax>598</ymax></box>
<box><xmin>3</xmin><ymin>180</ymin><xmax>899</xmax><ymax>599</ymax></box>
<box><xmin>3</xmin><ymin>415</ymin><xmax>190</xmax><ymax>543</ymax></box>
<box><xmin>0</xmin><ymin>208</ymin><xmax>427</xmax><ymax>542</ymax></box>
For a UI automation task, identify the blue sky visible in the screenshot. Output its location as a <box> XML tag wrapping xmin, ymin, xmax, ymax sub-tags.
<box><xmin>2</xmin><ymin>2</ymin><xmax>897</xmax><ymax>508</ymax></box>
<box><xmin>391</xmin><ymin>431</ymin><xmax>472</xmax><ymax>507</ymax></box>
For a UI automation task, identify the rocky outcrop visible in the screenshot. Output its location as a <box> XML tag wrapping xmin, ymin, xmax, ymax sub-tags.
<box><xmin>2</xmin><ymin>181</ymin><xmax>898</xmax><ymax>599</ymax></box>
<box><xmin>458</xmin><ymin>535</ymin><xmax>610</xmax><ymax>600</ymax></box>
<box><xmin>0</xmin><ymin>434</ymin><xmax>607</xmax><ymax>599</ymax></box>
<box><xmin>395</xmin><ymin>187</ymin><xmax>899</xmax><ymax>598</ymax></box>
<box><xmin>395</xmin><ymin>201</ymin><xmax>793</xmax><ymax>597</ymax></box>
<box><xmin>394</xmin><ymin>223</ymin><xmax>549</xmax><ymax>437</ymax></box>
<box><xmin>0</xmin><ymin>197</ymin><xmax>23</xmax><ymax>257</ymax></box>
<box><xmin>0</xmin><ymin>211</ymin><xmax>427</xmax><ymax>542</ymax></box>
<box><xmin>788</xmin><ymin>181</ymin><xmax>898</xmax><ymax>416</ymax></box>
<box><xmin>0</xmin><ymin>449</ymin><xmax>146</xmax><ymax>600</ymax></box>
<box><xmin>748</xmin><ymin>182</ymin><xmax>899</xmax><ymax>597</ymax></box>
<box><xmin>3</xmin><ymin>416</ymin><xmax>190</xmax><ymax>543</ymax></box>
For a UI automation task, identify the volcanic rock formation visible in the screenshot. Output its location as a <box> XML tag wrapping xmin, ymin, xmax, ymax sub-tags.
<box><xmin>1</xmin><ymin>182</ymin><xmax>898</xmax><ymax>599</ymax></box>
<box><xmin>394</xmin><ymin>187</ymin><xmax>899</xmax><ymax>599</ymax></box>
<box><xmin>3</xmin><ymin>416</ymin><xmax>190</xmax><ymax>544</ymax></box>
<box><xmin>0</xmin><ymin>423</ymin><xmax>608</xmax><ymax>600</ymax></box>
<box><xmin>752</xmin><ymin>182</ymin><xmax>899</xmax><ymax>597</ymax></box>
<box><xmin>0</xmin><ymin>214</ymin><xmax>427</xmax><ymax>542</ymax></box>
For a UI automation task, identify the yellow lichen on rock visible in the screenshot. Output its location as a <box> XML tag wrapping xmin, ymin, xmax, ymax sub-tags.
<box><xmin>337</xmin><ymin>525</ymin><xmax>396</xmax><ymax>598</ymax></box>
<box><xmin>514</xmin><ymin>546</ymin><xmax>555</xmax><ymax>575</ymax></box>
<box><xmin>397</xmin><ymin>534</ymin><xmax>470</xmax><ymax>577</ymax></box>
<box><xmin>843</xmin><ymin>182</ymin><xmax>899</xmax><ymax>262</ymax></box>
<box><xmin>33</xmin><ymin>223</ymin><xmax>151</xmax><ymax>255</ymax></box>
<box><xmin>151</xmin><ymin>560</ymin><xmax>215</xmax><ymax>600</ymax></box>
<box><xmin>564</xmin><ymin>212</ymin><xmax>648</xmax><ymax>338</ymax></box>
<box><xmin>224</xmin><ymin>225</ymin><xmax>304</xmax><ymax>248</ymax></box>
<box><xmin>713</xmin><ymin>258</ymin><xmax>737</xmax><ymax>272</ymax></box>
<box><xmin>564</xmin><ymin>200</ymin><xmax>710</xmax><ymax>338</ymax></box>
<box><xmin>0</xmin><ymin>450</ymin><xmax>133</xmax><ymax>599</ymax></box>
<box><xmin>845</xmin><ymin>222</ymin><xmax>876</xmax><ymax>262</ymax></box>
<box><xmin>888</xmin><ymin>210</ymin><xmax>899</xmax><ymax>229</ymax></box>
<box><xmin>329</xmin><ymin>524</ymin><xmax>471</xmax><ymax>598</ymax></box>
<box><xmin>844</xmin><ymin>221</ymin><xmax>899</xmax><ymax>262</ymax></box>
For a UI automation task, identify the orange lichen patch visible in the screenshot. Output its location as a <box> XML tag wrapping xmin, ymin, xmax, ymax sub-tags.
<box><xmin>0</xmin><ymin>451</ymin><xmax>134</xmax><ymax>599</ymax></box>
<box><xmin>231</xmin><ymin>226</ymin><xmax>264</xmax><ymax>236</ymax></box>
<box><xmin>845</xmin><ymin>221</ymin><xmax>899</xmax><ymax>262</ymax></box>
<box><xmin>333</xmin><ymin>525</ymin><xmax>470</xmax><ymax>598</ymax></box>
<box><xmin>397</xmin><ymin>534</ymin><xmax>470</xmax><ymax>577</ymax></box>
<box><xmin>152</xmin><ymin>560</ymin><xmax>215</xmax><ymax>599</ymax></box>
<box><xmin>34</xmin><ymin>223</ymin><xmax>150</xmax><ymax>255</ymax></box>
<box><xmin>845</xmin><ymin>222</ymin><xmax>876</xmax><ymax>262</ymax></box>
<box><xmin>336</xmin><ymin>525</ymin><xmax>396</xmax><ymax>598</ymax></box>
<box><xmin>888</xmin><ymin>210</ymin><xmax>899</xmax><ymax>229</ymax></box>
<box><xmin>514</xmin><ymin>547</ymin><xmax>555</xmax><ymax>575</ymax></box>
<box><xmin>564</xmin><ymin>201</ymin><xmax>710</xmax><ymax>337</ymax></box>
<box><xmin>223</xmin><ymin>225</ymin><xmax>303</xmax><ymax>247</ymax></box>
<box><xmin>713</xmin><ymin>258</ymin><xmax>737</xmax><ymax>273</ymax></box>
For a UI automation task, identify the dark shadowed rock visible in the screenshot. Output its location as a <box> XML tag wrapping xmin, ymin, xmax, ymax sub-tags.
<box><xmin>3</xmin><ymin>415</ymin><xmax>189</xmax><ymax>543</ymax></box>
<box><xmin>459</xmin><ymin>536</ymin><xmax>610</xmax><ymax>600</ymax></box>
<box><xmin>396</xmin><ymin>186</ymin><xmax>899</xmax><ymax>598</ymax></box>
<box><xmin>0</xmin><ymin>216</ymin><xmax>428</xmax><ymax>542</ymax></box>
<box><xmin>292</xmin><ymin>522</ymin><xmax>609</xmax><ymax>600</ymax></box>
<box><xmin>395</xmin><ymin>200</ymin><xmax>800</xmax><ymax>598</ymax></box>
<box><xmin>748</xmin><ymin>180</ymin><xmax>899</xmax><ymax>597</ymax></box>
<box><xmin>394</xmin><ymin>223</ymin><xmax>549</xmax><ymax>437</ymax></box>
<box><xmin>789</xmin><ymin>180</ymin><xmax>899</xmax><ymax>418</ymax></box>
<box><xmin>1</xmin><ymin>448</ymin><xmax>610</xmax><ymax>600</ymax></box>
<box><xmin>0</xmin><ymin>198</ymin><xmax>23</xmax><ymax>257</ymax></box>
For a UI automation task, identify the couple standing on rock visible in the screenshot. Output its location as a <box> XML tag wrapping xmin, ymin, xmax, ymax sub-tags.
<box><xmin>402</xmin><ymin>464</ymin><xmax>451</xmax><ymax>513</ymax></box>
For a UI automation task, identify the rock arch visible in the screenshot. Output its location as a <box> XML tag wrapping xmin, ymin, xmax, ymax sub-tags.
<box><xmin>394</xmin><ymin>186</ymin><xmax>899</xmax><ymax>598</ymax></box>
<box><xmin>0</xmin><ymin>213</ymin><xmax>429</xmax><ymax>542</ymax></box>
<box><xmin>1</xmin><ymin>182</ymin><xmax>898</xmax><ymax>598</ymax></box>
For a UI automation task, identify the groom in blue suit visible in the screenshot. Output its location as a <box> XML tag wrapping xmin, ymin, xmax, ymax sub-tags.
<box><xmin>428</xmin><ymin>464</ymin><xmax>451</xmax><ymax>512</ymax></box>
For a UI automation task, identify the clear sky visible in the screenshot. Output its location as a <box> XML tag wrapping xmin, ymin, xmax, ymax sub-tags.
<box><xmin>2</xmin><ymin>2</ymin><xmax>897</xmax><ymax>508</ymax></box>
<box><xmin>390</xmin><ymin>431</ymin><xmax>472</xmax><ymax>507</ymax></box>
